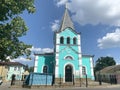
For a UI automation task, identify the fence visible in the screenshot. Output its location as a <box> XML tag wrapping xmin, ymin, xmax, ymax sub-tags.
<box><xmin>23</xmin><ymin>73</ymin><xmax>91</xmax><ymax>87</ymax></box>
<box><xmin>23</xmin><ymin>73</ymin><xmax>53</xmax><ymax>86</ymax></box>
<box><xmin>95</xmin><ymin>74</ymin><xmax>118</xmax><ymax>84</ymax></box>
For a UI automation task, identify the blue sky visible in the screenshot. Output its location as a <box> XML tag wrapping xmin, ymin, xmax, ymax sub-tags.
<box><xmin>13</xmin><ymin>0</ymin><xmax>120</xmax><ymax>66</ymax></box>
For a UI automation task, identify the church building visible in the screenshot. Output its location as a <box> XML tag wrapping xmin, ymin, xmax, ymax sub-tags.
<box><xmin>34</xmin><ymin>7</ymin><xmax>94</xmax><ymax>84</ymax></box>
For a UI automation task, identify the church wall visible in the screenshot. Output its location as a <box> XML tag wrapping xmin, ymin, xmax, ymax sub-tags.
<box><xmin>37</xmin><ymin>55</ymin><xmax>55</xmax><ymax>74</ymax></box>
<box><xmin>82</xmin><ymin>56</ymin><xmax>93</xmax><ymax>79</ymax></box>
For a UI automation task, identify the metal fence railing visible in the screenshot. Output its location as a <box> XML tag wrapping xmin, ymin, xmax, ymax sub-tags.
<box><xmin>95</xmin><ymin>74</ymin><xmax>118</xmax><ymax>85</ymax></box>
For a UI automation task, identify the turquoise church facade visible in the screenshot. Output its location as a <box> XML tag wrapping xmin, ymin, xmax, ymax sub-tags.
<box><xmin>34</xmin><ymin>7</ymin><xmax>94</xmax><ymax>83</ymax></box>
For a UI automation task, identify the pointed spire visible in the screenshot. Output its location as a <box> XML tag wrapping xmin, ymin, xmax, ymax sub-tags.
<box><xmin>59</xmin><ymin>3</ymin><xmax>74</xmax><ymax>31</ymax></box>
<box><xmin>65</xmin><ymin>2</ymin><xmax>68</xmax><ymax>9</ymax></box>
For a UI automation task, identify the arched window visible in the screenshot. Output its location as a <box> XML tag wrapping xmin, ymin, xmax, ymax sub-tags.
<box><xmin>82</xmin><ymin>66</ymin><xmax>86</xmax><ymax>75</ymax></box>
<box><xmin>67</xmin><ymin>37</ymin><xmax>70</xmax><ymax>44</ymax></box>
<box><xmin>43</xmin><ymin>66</ymin><xmax>48</xmax><ymax>73</ymax></box>
<box><xmin>73</xmin><ymin>37</ymin><xmax>77</xmax><ymax>44</ymax></box>
<box><xmin>60</xmin><ymin>37</ymin><xmax>64</xmax><ymax>44</ymax></box>
<box><xmin>65</xmin><ymin>56</ymin><xmax>73</xmax><ymax>60</ymax></box>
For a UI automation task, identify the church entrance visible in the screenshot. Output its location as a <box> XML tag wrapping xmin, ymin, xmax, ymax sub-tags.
<box><xmin>65</xmin><ymin>65</ymin><xmax>73</xmax><ymax>82</ymax></box>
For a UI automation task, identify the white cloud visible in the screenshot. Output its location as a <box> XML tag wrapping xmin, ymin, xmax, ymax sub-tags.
<box><xmin>42</xmin><ymin>48</ymin><xmax>54</xmax><ymax>53</ymax></box>
<box><xmin>12</xmin><ymin>57</ymin><xmax>31</xmax><ymax>62</ymax></box>
<box><xmin>30</xmin><ymin>46</ymin><xmax>53</xmax><ymax>53</ymax></box>
<box><xmin>55</xmin><ymin>0</ymin><xmax>68</xmax><ymax>6</ymax></box>
<box><xmin>30</xmin><ymin>46</ymin><xmax>42</xmax><ymax>52</ymax></box>
<box><xmin>12</xmin><ymin>56</ymin><xmax>34</xmax><ymax>66</ymax></box>
<box><xmin>51</xmin><ymin>20</ymin><xmax>60</xmax><ymax>31</ymax></box>
<box><xmin>55</xmin><ymin>0</ymin><xmax>120</xmax><ymax>26</ymax></box>
<box><xmin>98</xmin><ymin>28</ymin><xmax>120</xmax><ymax>49</ymax></box>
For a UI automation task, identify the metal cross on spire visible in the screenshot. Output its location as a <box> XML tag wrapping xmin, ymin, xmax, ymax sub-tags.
<box><xmin>59</xmin><ymin>1</ymin><xmax>75</xmax><ymax>31</ymax></box>
<box><xmin>65</xmin><ymin>2</ymin><xmax>68</xmax><ymax>9</ymax></box>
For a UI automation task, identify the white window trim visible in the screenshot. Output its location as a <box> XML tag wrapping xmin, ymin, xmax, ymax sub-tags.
<box><xmin>42</xmin><ymin>65</ymin><xmax>49</xmax><ymax>73</ymax></box>
<box><xmin>64</xmin><ymin>55</ymin><xmax>74</xmax><ymax>60</ymax></box>
<box><xmin>63</xmin><ymin>63</ymin><xmax>75</xmax><ymax>83</ymax></box>
<box><xmin>82</xmin><ymin>65</ymin><xmax>87</xmax><ymax>75</ymax></box>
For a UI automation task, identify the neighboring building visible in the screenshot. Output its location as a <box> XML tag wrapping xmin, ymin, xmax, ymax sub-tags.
<box><xmin>34</xmin><ymin>7</ymin><xmax>94</xmax><ymax>84</ymax></box>
<box><xmin>0</xmin><ymin>63</ymin><xmax>8</xmax><ymax>81</ymax></box>
<box><xmin>22</xmin><ymin>70</ymin><xmax>29</xmax><ymax>80</ymax></box>
<box><xmin>0</xmin><ymin>62</ymin><xmax>25</xmax><ymax>81</ymax></box>
<box><xmin>96</xmin><ymin>65</ymin><xmax>120</xmax><ymax>84</ymax></box>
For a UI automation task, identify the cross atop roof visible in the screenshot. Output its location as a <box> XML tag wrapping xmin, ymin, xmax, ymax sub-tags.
<box><xmin>59</xmin><ymin>3</ymin><xmax>75</xmax><ymax>31</ymax></box>
<box><xmin>65</xmin><ymin>2</ymin><xmax>68</xmax><ymax>9</ymax></box>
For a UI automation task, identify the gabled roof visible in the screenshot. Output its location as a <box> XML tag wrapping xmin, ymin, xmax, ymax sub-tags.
<box><xmin>97</xmin><ymin>65</ymin><xmax>120</xmax><ymax>74</ymax></box>
<box><xmin>0</xmin><ymin>62</ymin><xmax>25</xmax><ymax>66</ymax></box>
<box><xmin>82</xmin><ymin>55</ymin><xmax>94</xmax><ymax>57</ymax></box>
<box><xmin>34</xmin><ymin>52</ymin><xmax>54</xmax><ymax>56</ymax></box>
<box><xmin>59</xmin><ymin>7</ymin><xmax>74</xmax><ymax>32</ymax></box>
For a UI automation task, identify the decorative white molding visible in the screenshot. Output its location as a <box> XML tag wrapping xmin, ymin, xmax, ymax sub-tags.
<box><xmin>77</xmin><ymin>35</ymin><xmax>81</xmax><ymax>46</ymax></box>
<box><xmin>55</xmin><ymin>65</ymin><xmax>59</xmax><ymax>78</ymax></box>
<box><xmin>78</xmin><ymin>46</ymin><xmax>81</xmax><ymax>54</ymax></box>
<box><xmin>56</xmin><ymin>34</ymin><xmax>59</xmax><ymax>44</ymax></box>
<box><xmin>80</xmin><ymin>59</ymin><xmax>82</xmax><ymax>76</ymax></box>
<box><xmin>77</xmin><ymin>34</ymin><xmax>82</xmax><ymax>77</ymax></box>
<box><xmin>55</xmin><ymin>34</ymin><xmax>59</xmax><ymax>78</ymax></box>
<box><xmin>34</xmin><ymin>56</ymin><xmax>38</xmax><ymax>72</ymax></box>
<box><xmin>56</xmin><ymin>45</ymin><xmax>59</xmax><ymax>52</ymax></box>
<box><xmin>90</xmin><ymin>57</ymin><xmax>94</xmax><ymax>80</ymax></box>
<box><xmin>64</xmin><ymin>55</ymin><xmax>74</xmax><ymax>60</ymax></box>
<box><xmin>55</xmin><ymin>53</ymin><xmax>59</xmax><ymax>77</ymax></box>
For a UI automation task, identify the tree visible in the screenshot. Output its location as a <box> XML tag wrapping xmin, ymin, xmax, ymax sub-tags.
<box><xmin>0</xmin><ymin>0</ymin><xmax>35</xmax><ymax>62</ymax></box>
<box><xmin>25</xmin><ymin>64</ymin><xmax>29</xmax><ymax>71</ymax></box>
<box><xmin>28</xmin><ymin>66</ymin><xmax>34</xmax><ymax>72</ymax></box>
<box><xmin>94</xmin><ymin>56</ymin><xmax>116</xmax><ymax>72</ymax></box>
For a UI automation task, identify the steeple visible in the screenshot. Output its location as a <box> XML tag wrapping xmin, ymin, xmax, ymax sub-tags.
<box><xmin>59</xmin><ymin>4</ymin><xmax>75</xmax><ymax>31</ymax></box>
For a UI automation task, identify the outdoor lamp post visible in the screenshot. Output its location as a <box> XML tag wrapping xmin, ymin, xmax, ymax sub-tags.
<box><xmin>99</xmin><ymin>61</ymin><xmax>102</xmax><ymax>85</ymax></box>
<box><xmin>99</xmin><ymin>70</ymin><xmax>102</xmax><ymax>85</ymax></box>
<box><xmin>85</xmin><ymin>74</ymin><xmax>88</xmax><ymax>87</ymax></box>
<box><xmin>50</xmin><ymin>61</ymin><xmax>56</xmax><ymax>85</ymax></box>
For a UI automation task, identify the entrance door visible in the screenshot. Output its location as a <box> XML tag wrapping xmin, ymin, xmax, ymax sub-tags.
<box><xmin>65</xmin><ymin>65</ymin><xmax>73</xmax><ymax>82</ymax></box>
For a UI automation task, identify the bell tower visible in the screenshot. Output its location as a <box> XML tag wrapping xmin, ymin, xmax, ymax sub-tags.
<box><xmin>54</xmin><ymin>5</ymin><xmax>82</xmax><ymax>83</ymax></box>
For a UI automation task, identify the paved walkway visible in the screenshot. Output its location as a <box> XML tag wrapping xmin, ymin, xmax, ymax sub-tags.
<box><xmin>0</xmin><ymin>81</ymin><xmax>120</xmax><ymax>89</ymax></box>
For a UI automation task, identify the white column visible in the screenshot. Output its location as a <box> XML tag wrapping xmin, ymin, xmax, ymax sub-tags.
<box><xmin>78</xmin><ymin>34</ymin><xmax>82</xmax><ymax>77</ymax></box>
<box><xmin>55</xmin><ymin>34</ymin><xmax>59</xmax><ymax>78</ymax></box>
<box><xmin>90</xmin><ymin>57</ymin><xmax>94</xmax><ymax>80</ymax></box>
<box><xmin>34</xmin><ymin>55</ymin><xmax>38</xmax><ymax>72</ymax></box>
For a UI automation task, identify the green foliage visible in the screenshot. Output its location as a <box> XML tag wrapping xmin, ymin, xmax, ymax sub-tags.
<box><xmin>0</xmin><ymin>0</ymin><xmax>35</xmax><ymax>21</ymax></box>
<box><xmin>94</xmin><ymin>56</ymin><xmax>116</xmax><ymax>72</ymax></box>
<box><xmin>28</xmin><ymin>66</ymin><xmax>34</xmax><ymax>72</ymax></box>
<box><xmin>0</xmin><ymin>0</ymin><xmax>36</xmax><ymax>61</ymax></box>
<box><xmin>25</xmin><ymin>64</ymin><xmax>34</xmax><ymax>72</ymax></box>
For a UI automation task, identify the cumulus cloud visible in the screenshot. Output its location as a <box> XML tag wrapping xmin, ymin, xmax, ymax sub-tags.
<box><xmin>98</xmin><ymin>28</ymin><xmax>120</xmax><ymax>49</ymax></box>
<box><xmin>55</xmin><ymin>0</ymin><xmax>120</xmax><ymax>26</ymax></box>
<box><xmin>56</xmin><ymin>0</ymin><xmax>68</xmax><ymax>6</ymax></box>
<box><xmin>30</xmin><ymin>46</ymin><xmax>42</xmax><ymax>52</ymax></box>
<box><xmin>12</xmin><ymin>57</ymin><xmax>31</xmax><ymax>62</ymax></box>
<box><xmin>29</xmin><ymin>46</ymin><xmax>53</xmax><ymax>53</ymax></box>
<box><xmin>51</xmin><ymin>20</ymin><xmax>60</xmax><ymax>31</ymax></box>
<box><xmin>42</xmin><ymin>48</ymin><xmax>54</xmax><ymax>53</ymax></box>
<box><xmin>12</xmin><ymin>57</ymin><xmax>34</xmax><ymax>66</ymax></box>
